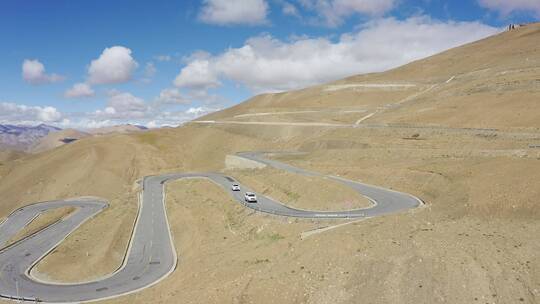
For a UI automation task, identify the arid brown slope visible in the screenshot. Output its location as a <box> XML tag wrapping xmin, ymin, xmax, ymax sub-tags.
<box><xmin>0</xmin><ymin>149</ymin><xmax>25</xmax><ymax>163</ymax></box>
<box><xmin>31</xmin><ymin>129</ymin><xmax>90</xmax><ymax>154</ymax></box>
<box><xmin>202</xmin><ymin>23</ymin><xmax>540</xmax><ymax>130</ymax></box>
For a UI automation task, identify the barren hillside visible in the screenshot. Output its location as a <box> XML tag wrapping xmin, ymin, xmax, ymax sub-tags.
<box><xmin>201</xmin><ymin>24</ymin><xmax>540</xmax><ymax>130</ymax></box>
<box><xmin>31</xmin><ymin>129</ymin><xmax>90</xmax><ymax>153</ymax></box>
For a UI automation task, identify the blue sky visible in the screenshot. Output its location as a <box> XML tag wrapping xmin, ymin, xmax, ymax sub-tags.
<box><xmin>0</xmin><ymin>0</ymin><xmax>538</xmax><ymax>128</ymax></box>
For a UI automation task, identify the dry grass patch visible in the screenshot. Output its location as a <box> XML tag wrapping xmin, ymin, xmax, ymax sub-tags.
<box><xmin>4</xmin><ymin>206</ymin><xmax>76</xmax><ymax>248</ymax></box>
<box><xmin>232</xmin><ymin>167</ymin><xmax>372</xmax><ymax>211</ymax></box>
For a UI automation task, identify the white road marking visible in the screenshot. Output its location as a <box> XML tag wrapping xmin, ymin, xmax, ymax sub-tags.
<box><xmin>324</xmin><ymin>83</ymin><xmax>416</xmax><ymax>91</ymax></box>
<box><xmin>194</xmin><ymin>120</ymin><xmax>349</xmax><ymax>127</ymax></box>
<box><xmin>234</xmin><ymin>109</ymin><xmax>367</xmax><ymax>118</ymax></box>
<box><xmin>300</xmin><ymin>218</ymin><xmax>369</xmax><ymax>239</ymax></box>
<box><xmin>355</xmin><ymin>112</ymin><xmax>375</xmax><ymax>125</ymax></box>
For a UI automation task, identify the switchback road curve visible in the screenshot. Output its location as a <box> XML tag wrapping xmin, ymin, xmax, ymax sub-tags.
<box><xmin>0</xmin><ymin>152</ymin><xmax>422</xmax><ymax>303</ymax></box>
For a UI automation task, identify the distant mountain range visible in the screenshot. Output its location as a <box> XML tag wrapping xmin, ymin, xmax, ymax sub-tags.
<box><xmin>0</xmin><ymin>124</ymin><xmax>61</xmax><ymax>151</ymax></box>
<box><xmin>0</xmin><ymin>123</ymin><xmax>149</xmax><ymax>152</ymax></box>
<box><xmin>88</xmin><ymin>124</ymin><xmax>148</xmax><ymax>135</ymax></box>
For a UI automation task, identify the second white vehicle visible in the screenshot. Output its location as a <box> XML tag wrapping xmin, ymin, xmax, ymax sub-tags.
<box><xmin>244</xmin><ymin>192</ymin><xmax>257</xmax><ymax>202</ymax></box>
<box><xmin>231</xmin><ymin>184</ymin><xmax>240</xmax><ymax>191</ymax></box>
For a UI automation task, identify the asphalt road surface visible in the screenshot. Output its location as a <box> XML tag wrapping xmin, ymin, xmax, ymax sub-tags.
<box><xmin>0</xmin><ymin>152</ymin><xmax>422</xmax><ymax>303</ymax></box>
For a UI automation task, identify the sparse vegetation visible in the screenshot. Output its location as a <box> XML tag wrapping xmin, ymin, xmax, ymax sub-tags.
<box><xmin>267</xmin><ymin>233</ymin><xmax>285</xmax><ymax>241</ymax></box>
<box><xmin>282</xmin><ymin>188</ymin><xmax>300</xmax><ymax>201</ymax></box>
<box><xmin>245</xmin><ymin>258</ymin><xmax>271</xmax><ymax>265</ymax></box>
<box><xmin>6</xmin><ymin>206</ymin><xmax>76</xmax><ymax>247</ymax></box>
<box><xmin>136</xmin><ymin>132</ymin><xmax>159</xmax><ymax>147</ymax></box>
<box><xmin>233</xmin><ymin>167</ymin><xmax>371</xmax><ymax>211</ymax></box>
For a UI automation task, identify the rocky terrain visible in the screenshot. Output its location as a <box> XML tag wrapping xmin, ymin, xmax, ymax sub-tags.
<box><xmin>0</xmin><ymin>123</ymin><xmax>149</xmax><ymax>153</ymax></box>
<box><xmin>0</xmin><ymin>124</ymin><xmax>60</xmax><ymax>151</ymax></box>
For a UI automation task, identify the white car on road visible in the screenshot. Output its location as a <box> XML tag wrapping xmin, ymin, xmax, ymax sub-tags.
<box><xmin>244</xmin><ymin>192</ymin><xmax>257</xmax><ymax>202</ymax></box>
<box><xmin>231</xmin><ymin>184</ymin><xmax>240</xmax><ymax>191</ymax></box>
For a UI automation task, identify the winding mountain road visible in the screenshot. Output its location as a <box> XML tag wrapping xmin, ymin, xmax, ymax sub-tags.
<box><xmin>0</xmin><ymin>152</ymin><xmax>422</xmax><ymax>303</ymax></box>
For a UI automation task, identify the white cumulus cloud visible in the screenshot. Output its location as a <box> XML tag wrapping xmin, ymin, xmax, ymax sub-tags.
<box><xmin>282</xmin><ymin>1</ymin><xmax>299</xmax><ymax>16</ymax></box>
<box><xmin>64</xmin><ymin>83</ymin><xmax>95</xmax><ymax>98</ymax></box>
<box><xmin>94</xmin><ymin>90</ymin><xmax>148</xmax><ymax>119</ymax></box>
<box><xmin>0</xmin><ymin>102</ymin><xmax>62</xmax><ymax>124</ymax></box>
<box><xmin>88</xmin><ymin>94</ymin><xmax>217</xmax><ymax>128</ymax></box>
<box><xmin>155</xmin><ymin>88</ymin><xmax>189</xmax><ymax>105</ymax></box>
<box><xmin>185</xmin><ymin>106</ymin><xmax>215</xmax><ymax>116</ymax></box>
<box><xmin>88</xmin><ymin>46</ymin><xmax>138</xmax><ymax>84</ymax></box>
<box><xmin>478</xmin><ymin>0</ymin><xmax>540</xmax><ymax>17</ymax></box>
<box><xmin>199</xmin><ymin>0</ymin><xmax>269</xmax><ymax>25</ymax></box>
<box><xmin>174</xmin><ymin>59</ymin><xmax>221</xmax><ymax>90</ymax></box>
<box><xmin>175</xmin><ymin>16</ymin><xmax>499</xmax><ymax>93</ymax></box>
<box><xmin>300</xmin><ymin>0</ymin><xmax>396</xmax><ymax>26</ymax></box>
<box><xmin>22</xmin><ymin>59</ymin><xmax>64</xmax><ymax>85</ymax></box>
<box><xmin>38</xmin><ymin>106</ymin><xmax>62</xmax><ymax>122</ymax></box>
